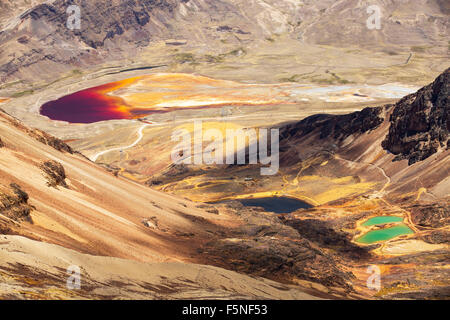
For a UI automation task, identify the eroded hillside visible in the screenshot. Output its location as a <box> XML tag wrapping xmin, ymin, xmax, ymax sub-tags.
<box><xmin>0</xmin><ymin>106</ymin><xmax>342</xmax><ymax>299</ymax></box>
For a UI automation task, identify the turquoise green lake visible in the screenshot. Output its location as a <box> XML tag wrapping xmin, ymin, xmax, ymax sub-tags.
<box><xmin>362</xmin><ymin>216</ymin><xmax>404</xmax><ymax>227</ymax></box>
<box><xmin>357</xmin><ymin>224</ymin><xmax>414</xmax><ymax>244</ymax></box>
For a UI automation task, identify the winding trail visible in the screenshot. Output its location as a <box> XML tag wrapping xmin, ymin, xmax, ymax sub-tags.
<box><xmin>320</xmin><ymin>151</ymin><xmax>392</xmax><ymax>193</ymax></box>
<box><xmin>91</xmin><ymin>122</ymin><xmax>153</xmax><ymax>162</ymax></box>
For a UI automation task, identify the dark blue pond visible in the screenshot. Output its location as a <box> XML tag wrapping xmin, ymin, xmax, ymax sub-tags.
<box><xmin>237</xmin><ymin>197</ymin><xmax>312</xmax><ymax>213</ymax></box>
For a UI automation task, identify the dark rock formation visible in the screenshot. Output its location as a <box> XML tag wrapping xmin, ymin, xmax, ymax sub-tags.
<box><xmin>163</xmin><ymin>163</ymin><xmax>190</xmax><ymax>177</ymax></box>
<box><xmin>281</xmin><ymin>217</ymin><xmax>372</xmax><ymax>260</ymax></box>
<box><xmin>29</xmin><ymin>129</ymin><xmax>74</xmax><ymax>154</ymax></box>
<box><xmin>0</xmin><ymin>183</ymin><xmax>32</xmax><ymax>223</ymax></box>
<box><xmin>198</xmin><ymin>204</ymin><xmax>355</xmax><ymax>292</ymax></box>
<box><xmin>97</xmin><ymin>163</ymin><xmax>121</xmax><ymax>177</ymax></box>
<box><xmin>382</xmin><ymin>68</ymin><xmax>449</xmax><ymax>165</ymax></box>
<box><xmin>201</xmin><ymin>236</ymin><xmax>354</xmax><ymax>291</ymax></box>
<box><xmin>7</xmin><ymin>115</ymin><xmax>73</xmax><ymax>153</ymax></box>
<box><xmin>423</xmin><ymin>230</ymin><xmax>450</xmax><ymax>244</ymax></box>
<box><xmin>388</xmin><ymin>286</ymin><xmax>450</xmax><ymax>300</ymax></box>
<box><xmin>146</xmin><ymin>164</ymin><xmax>204</xmax><ymax>187</ymax></box>
<box><xmin>280</xmin><ymin>106</ymin><xmax>385</xmax><ymax>142</ymax></box>
<box><xmin>0</xmin><ymin>0</ymin><xmax>180</xmax><ymax>80</ymax></box>
<box><xmin>40</xmin><ymin>160</ymin><xmax>68</xmax><ymax>188</ymax></box>
<box><xmin>276</xmin><ymin>105</ymin><xmax>386</xmax><ymax>167</ymax></box>
<box><xmin>197</xmin><ymin>205</ymin><xmax>219</xmax><ymax>215</ymax></box>
<box><xmin>23</xmin><ymin>0</ymin><xmax>178</xmax><ymax>49</ymax></box>
<box><xmin>409</xmin><ymin>203</ymin><xmax>450</xmax><ymax>229</ymax></box>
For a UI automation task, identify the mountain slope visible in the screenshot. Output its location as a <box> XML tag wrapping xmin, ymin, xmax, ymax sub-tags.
<box><xmin>0</xmin><ymin>234</ymin><xmax>318</xmax><ymax>300</ymax></box>
<box><xmin>0</xmin><ymin>106</ymin><xmax>337</xmax><ymax>299</ymax></box>
<box><xmin>0</xmin><ymin>107</ymin><xmax>220</xmax><ymax>262</ymax></box>
<box><xmin>0</xmin><ymin>0</ymin><xmax>448</xmax><ymax>82</ymax></box>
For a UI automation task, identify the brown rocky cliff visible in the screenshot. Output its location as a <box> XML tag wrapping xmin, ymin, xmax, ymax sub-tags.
<box><xmin>0</xmin><ymin>110</ymin><xmax>73</xmax><ymax>153</ymax></box>
<box><xmin>382</xmin><ymin>68</ymin><xmax>449</xmax><ymax>165</ymax></box>
<box><xmin>278</xmin><ymin>105</ymin><xmax>387</xmax><ymax>167</ymax></box>
<box><xmin>23</xmin><ymin>0</ymin><xmax>179</xmax><ymax>49</ymax></box>
<box><xmin>278</xmin><ymin>68</ymin><xmax>449</xmax><ymax>167</ymax></box>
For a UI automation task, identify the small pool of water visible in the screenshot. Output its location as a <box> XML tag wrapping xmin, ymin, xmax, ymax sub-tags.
<box><xmin>362</xmin><ymin>216</ymin><xmax>404</xmax><ymax>227</ymax></box>
<box><xmin>357</xmin><ymin>223</ymin><xmax>414</xmax><ymax>244</ymax></box>
<box><xmin>236</xmin><ymin>197</ymin><xmax>312</xmax><ymax>214</ymax></box>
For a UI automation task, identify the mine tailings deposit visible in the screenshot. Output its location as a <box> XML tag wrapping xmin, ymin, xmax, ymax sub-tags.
<box><xmin>40</xmin><ymin>77</ymin><xmax>140</xmax><ymax>123</ymax></box>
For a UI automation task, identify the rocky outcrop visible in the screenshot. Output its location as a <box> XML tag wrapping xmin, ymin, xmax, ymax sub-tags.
<box><xmin>22</xmin><ymin>0</ymin><xmax>179</xmax><ymax>49</ymax></box>
<box><xmin>4</xmin><ymin>113</ymin><xmax>73</xmax><ymax>153</ymax></box>
<box><xmin>280</xmin><ymin>106</ymin><xmax>385</xmax><ymax>142</ymax></box>
<box><xmin>201</xmin><ymin>236</ymin><xmax>354</xmax><ymax>290</ymax></box>
<box><xmin>409</xmin><ymin>203</ymin><xmax>450</xmax><ymax>229</ymax></box>
<box><xmin>423</xmin><ymin>230</ymin><xmax>450</xmax><ymax>244</ymax></box>
<box><xmin>277</xmin><ymin>106</ymin><xmax>386</xmax><ymax>167</ymax></box>
<box><xmin>382</xmin><ymin>68</ymin><xmax>449</xmax><ymax>165</ymax></box>
<box><xmin>146</xmin><ymin>163</ymin><xmax>203</xmax><ymax>187</ymax></box>
<box><xmin>40</xmin><ymin>160</ymin><xmax>68</xmax><ymax>188</ymax></box>
<box><xmin>0</xmin><ymin>183</ymin><xmax>32</xmax><ymax>223</ymax></box>
<box><xmin>281</xmin><ymin>216</ymin><xmax>372</xmax><ymax>260</ymax></box>
<box><xmin>28</xmin><ymin>129</ymin><xmax>74</xmax><ymax>153</ymax></box>
<box><xmin>198</xmin><ymin>202</ymin><xmax>356</xmax><ymax>292</ymax></box>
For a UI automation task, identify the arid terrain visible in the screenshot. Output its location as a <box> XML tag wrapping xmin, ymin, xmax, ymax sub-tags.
<box><xmin>0</xmin><ymin>0</ymin><xmax>448</xmax><ymax>300</ymax></box>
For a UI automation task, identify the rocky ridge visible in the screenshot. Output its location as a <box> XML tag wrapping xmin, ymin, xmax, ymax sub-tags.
<box><xmin>382</xmin><ymin>68</ymin><xmax>449</xmax><ymax>165</ymax></box>
<box><xmin>0</xmin><ymin>0</ymin><xmax>448</xmax><ymax>81</ymax></box>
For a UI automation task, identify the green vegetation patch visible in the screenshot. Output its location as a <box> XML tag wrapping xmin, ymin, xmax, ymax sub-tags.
<box><xmin>11</xmin><ymin>90</ymin><xmax>34</xmax><ymax>98</ymax></box>
<box><xmin>174</xmin><ymin>53</ymin><xmax>196</xmax><ymax>64</ymax></box>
